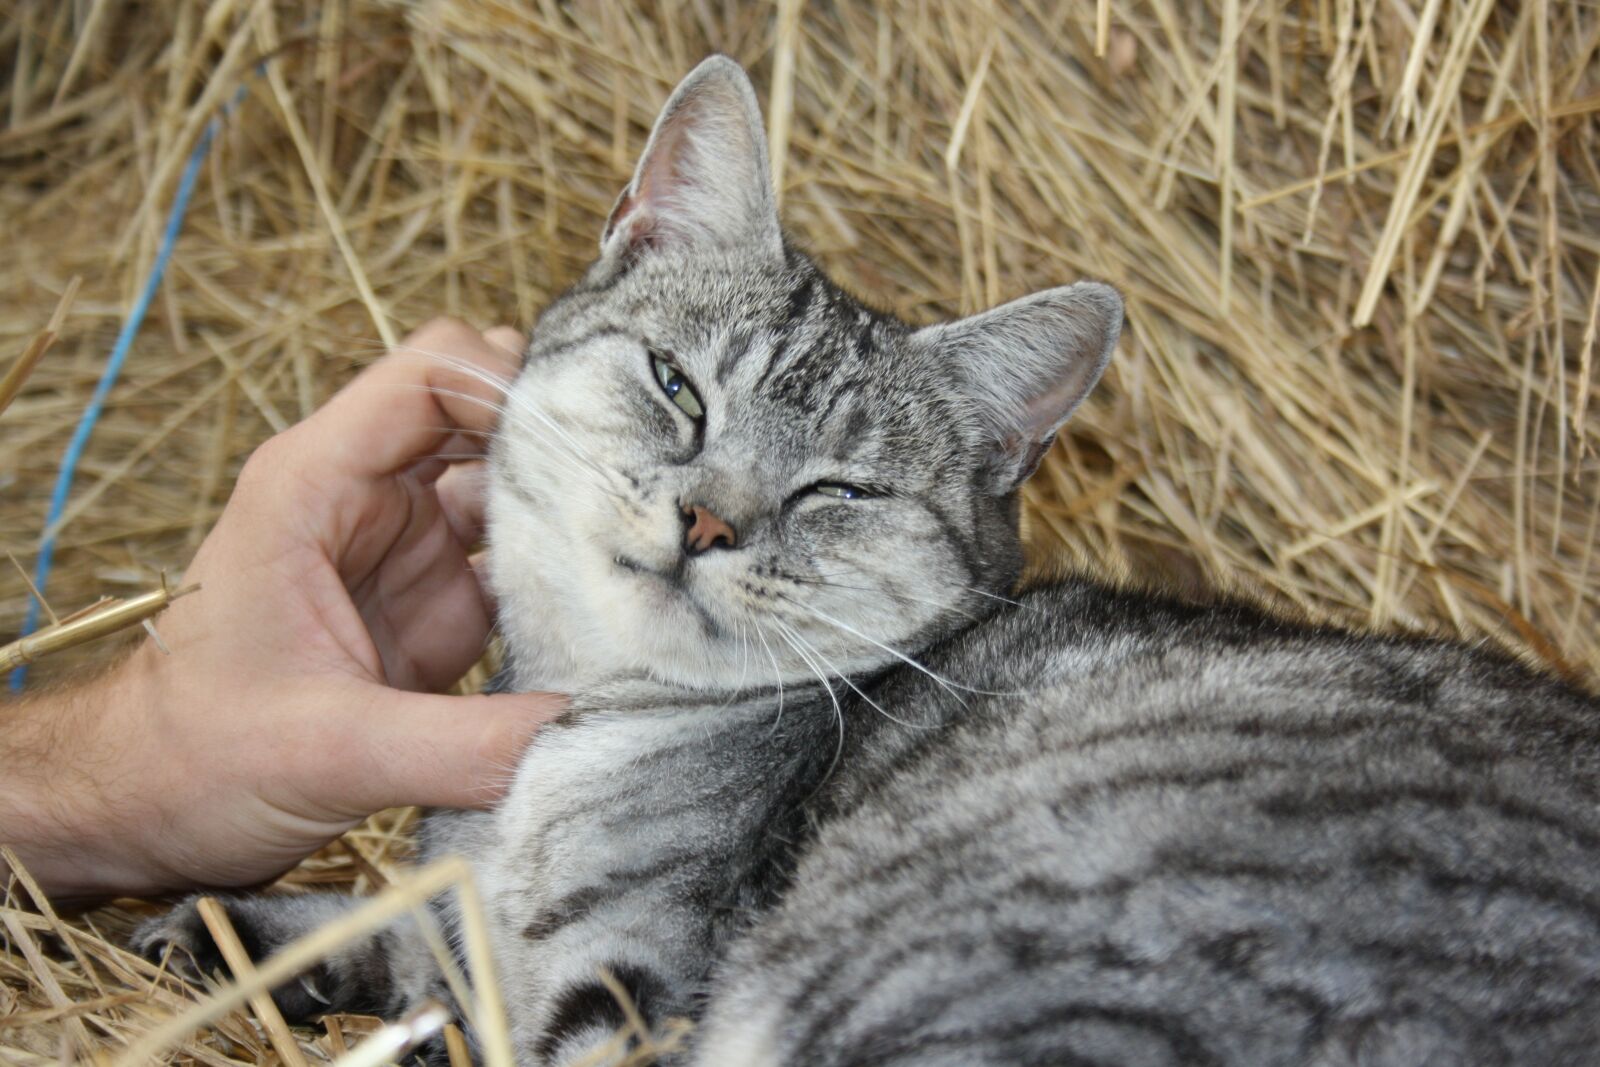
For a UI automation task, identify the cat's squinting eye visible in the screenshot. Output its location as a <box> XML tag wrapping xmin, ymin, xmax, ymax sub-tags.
<box><xmin>651</xmin><ymin>351</ymin><xmax>704</xmax><ymax>421</ymax></box>
<box><xmin>814</xmin><ymin>483</ymin><xmax>872</xmax><ymax>500</ymax></box>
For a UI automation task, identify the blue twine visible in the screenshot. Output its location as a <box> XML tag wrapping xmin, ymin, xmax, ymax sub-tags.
<box><xmin>10</xmin><ymin>92</ymin><xmax>242</xmax><ymax>692</ymax></box>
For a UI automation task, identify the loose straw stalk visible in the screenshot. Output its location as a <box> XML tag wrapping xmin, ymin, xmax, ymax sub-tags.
<box><xmin>0</xmin><ymin>276</ymin><xmax>79</xmax><ymax>419</ymax></box>
<box><xmin>0</xmin><ymin>580</ymin><xmax>197</xmax><ymax>671</ymax></box>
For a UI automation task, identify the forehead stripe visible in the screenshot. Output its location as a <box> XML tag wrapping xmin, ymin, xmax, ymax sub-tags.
<box><xmin>753</xmin><ymin>281</ymin><xmax>815</xmax><ymax>394</ymax></box>
<box><xmin>529</xmin><ymin>325</ymin><xmax>631</xmax><ymax>365</ymax></box>
<box><xmin>922</xmin><ymin>498</ymin><xmax>981</xmax><ymax>586</ymax></box>
<box><xmin>714</xmin><ymin>328</ymin><xmax>757</xmax><ymax>385</ymax></box>
<box><xmin>811</xmin><ymin>375</ymin><xmax>861</xmax><ymax>430</ymax></box>
<box><xmin>783</xmin><ymin>274</ymin><xmax>815</xmax><ymax>325</ymax></box>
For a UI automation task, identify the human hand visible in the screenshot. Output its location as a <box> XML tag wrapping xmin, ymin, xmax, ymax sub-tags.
<box><xmin>0</xmin><ymin>319</ymin><xmax>563</xmax><ymax>900</ymax></box>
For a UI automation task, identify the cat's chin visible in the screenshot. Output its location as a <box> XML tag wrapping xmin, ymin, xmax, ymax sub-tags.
<box><xmin>609</xmin><ymin>555</ymin><xmax>728</xmax><ymax>641</ymax></box>
<box><xmin>568</xmin><ymin>563</ymin><xmax>750</xmax><ymax>689</ymax></box>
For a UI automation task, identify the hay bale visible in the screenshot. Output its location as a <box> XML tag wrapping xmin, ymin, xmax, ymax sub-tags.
<box><xmin>1</xmin><ymin>0</ymin><xmax>1596</xmax><ymax>1061</ymax></box>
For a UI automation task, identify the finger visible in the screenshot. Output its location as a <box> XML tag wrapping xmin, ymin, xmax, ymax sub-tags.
<box><xmin>482</xmin><ymin>326</ymin><xmax>528</xmax><ymax>361</ymax></box>
<box><xmin>468</xmin><ymin>548</ymin><xmax>497</xmax><ymax>614</ymax></box>
<box><xmin>340</xmin><ymin>689</ymin><xmax>567</xmax><ymax>813</ymax></box>
<box><xmin>436</xmin><ymin>460</ymin><xmax>489</xmax><ymax>546</ymax></box>
<box><xmin>300</xmin><ymin>318</ymin><xmax>520</xmax><ymax>480</ymax></box>
<box><xmin>428</xmin><ymin>431</ymin><xmax>492</xmax><ymax>466</ymax></box>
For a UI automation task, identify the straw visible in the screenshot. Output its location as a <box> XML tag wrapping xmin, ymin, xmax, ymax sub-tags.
<box><xmin>2</xmin><ymin>2</ymin><xmax>1596</xmax><ymax>1062</ymax></box>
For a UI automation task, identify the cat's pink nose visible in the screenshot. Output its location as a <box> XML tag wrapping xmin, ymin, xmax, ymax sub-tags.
<box><xmin>684</xmin><ymin>504</ymin><xmax>737</xmax><ymax>554</ymax></box>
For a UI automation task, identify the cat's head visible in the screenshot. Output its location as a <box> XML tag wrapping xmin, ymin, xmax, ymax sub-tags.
<box><xmin>487</xmin><ymin>56</ymin><xmax>1121</xmax><ymax>691</ymax></box>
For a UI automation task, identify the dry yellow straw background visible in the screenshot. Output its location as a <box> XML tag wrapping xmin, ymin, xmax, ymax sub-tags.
<box><xmin>2</xmin><ymin>0</ymin><xmax>1598</xmax><ymax>1062</ymax></box>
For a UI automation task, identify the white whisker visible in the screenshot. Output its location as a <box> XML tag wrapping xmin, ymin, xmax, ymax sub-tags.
<box><xmin>395</xmin><ymin>378</ymin><xmax>602</xmax><ymax>482</ymax></box>
<box><xmin>415</xmin><ymin>380</ymin><xmax>614</xmax><ymax>493</ymax></box>
<box><xmin>777</xmin><ymin>619</ymin><xmax>936</xmax><ymax>731</ymax></box>
<box><xmin>772</xmin><ymin>620</ymin><xmax>845</xmax><ymax>793</ymax></box>
<box><xmin>736</xmin><ymin>618</ymin><xmax>754</xmax><ymax>692</ymax></box>
<box><xmin>795</xmin><ymin>576</ymin><xmax>983</xmax><ymax>623</ymax></box>
<box><xmin>411</xmin><ymin>348</ymin><xmax>622</xmax><ymax>489</ymax></box>
<box><xmin>754</xmin><ymin>623</ymin><xmax>786</xmax><ymax>733</ymax></box>
<box><xmin>961</xmin><ymin>584</ymin><xmax>1038</xmax><ymax>612</ymax></box>
<box><xmin>778</xmin><ymin>594</ymin><xmax>1019</xmax><ymax>700</ymax></box>
<box><xmin>382</xmin><ymin>343</ymin><xmax>625</xmax><ymax>499</ymax></box>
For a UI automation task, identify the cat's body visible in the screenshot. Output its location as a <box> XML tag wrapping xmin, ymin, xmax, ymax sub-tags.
<box><xmin>139</xmin><ymin>58</ymin><xmax>1600</xmax><ymax>1066</ymax></box>
<box><xmin>446</xmin><ymin>579</ymin><xmax>1600</xmax><ymax>1066</ymax></box>
<box><xmin>694</xmin><ymin>580</ymin><xmax>1600</xmax><ymax>1066</ymax></box>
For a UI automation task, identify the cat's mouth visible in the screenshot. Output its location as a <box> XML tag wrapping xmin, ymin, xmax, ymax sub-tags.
<box><xmin>613</xmin><ymin>554</ymin><xmax>723</xmax><ymax>636</ymax></box>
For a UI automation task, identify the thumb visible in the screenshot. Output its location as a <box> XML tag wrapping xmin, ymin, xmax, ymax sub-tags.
<box><xmin>340</xmin><ymin>688</ymin><xmax>568</xmax><ymax>813</ymax></box>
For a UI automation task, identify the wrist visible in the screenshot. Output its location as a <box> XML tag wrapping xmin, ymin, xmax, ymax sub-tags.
<box><xmin>0</xmin><ymin>655</ymin><xmax>172</xmax><ymax>902</ymax></box>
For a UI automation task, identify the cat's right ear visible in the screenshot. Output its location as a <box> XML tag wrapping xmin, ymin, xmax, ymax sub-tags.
<box><xmin>599</xmin><ymin>56</ymin><xmax>783</xmax><ymax>267</ymax></box>
<box><xmin>915</xmin><ymin>282</ymin><xmax>1122</xmax><ymax>494</ymax></box>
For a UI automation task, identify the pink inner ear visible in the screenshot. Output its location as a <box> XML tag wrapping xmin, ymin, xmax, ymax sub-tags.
<box><xmin>605</xmin><ymin>191</ymin><xmax>665</xmax><ymax>255</ymax></box>
<box><xmin>998</xmin><ymin>430</ymin><xmax>1058</xmax><ymax>489</ymax></box>
<box><xmin>602</xmin><ymin>191</ymin><xmax>636</xmax><ymax>246</ymax></box>
<box><xmin>1017</xmin><ymin>361</ymin><xmax>1099</xmax><ymax>440</ymax></box>
<box><xmin>605</xmin><ymin>109</ymin><xmax>704</xmax><ymax>255</ymax></box>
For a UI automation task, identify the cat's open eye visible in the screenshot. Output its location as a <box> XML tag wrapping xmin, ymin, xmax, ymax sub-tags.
<box><xmin>651</xmin><ymin>351</ymin><xmax>704</xmax><ymax>421</ymax></box>
<box><xmin>814</xmin><ymin>483</ymin><xmax>872</xmax><ymax>500</ymax></box>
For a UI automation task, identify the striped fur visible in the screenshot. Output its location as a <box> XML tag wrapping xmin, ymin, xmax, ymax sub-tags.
<box><xmin>137</xmin><ymin>56</ymin><xmax>1600</xmax><ymax>1066</ymax></box>
<box><xmin>693</xmin><ymin>583</ymin><xmax>1600</xmax><ymax>1066</ymax></box>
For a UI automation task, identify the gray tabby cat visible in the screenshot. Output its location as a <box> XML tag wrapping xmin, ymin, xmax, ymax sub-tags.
<box><xmin>139</xmin><ymin>57</ymin><xmax>1600</xmax><ymax>1066</ymax></box>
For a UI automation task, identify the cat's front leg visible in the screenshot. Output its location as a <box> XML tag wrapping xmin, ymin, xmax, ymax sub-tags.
<box><xmin>515</xmin><ymin>897</ymin><xmax>699</xmax><ymax>1064</ymax></box>
<box><xmin>487</xmin><ymin>698</ymin><xmax>822</xmax><ymax>1066</ymax></box>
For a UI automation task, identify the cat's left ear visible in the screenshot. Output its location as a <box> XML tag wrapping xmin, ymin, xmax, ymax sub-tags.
<box><xmin>915</xmin><ymin>282</ymin><xmax>1122</xmax><ymax>494</ymax></box>
<box><xmin>600</xmin><ymin>55</ymin><xmax>783</xmax><ymax>265</ymax></box>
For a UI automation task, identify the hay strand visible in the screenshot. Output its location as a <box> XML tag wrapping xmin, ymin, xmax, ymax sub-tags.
<box><xmin>0</xmin><ymin>580</ymin><xmax>196</xmax><ymax>672</ymax></box>
<box><xmin>193</xmin><ymin>898</ymin><xmax>310</xmax><ymax>1067</ymax></box>
<box><xmin>0</xmin><ymin>277</ymin><xmax>79</xmax><ymax>420</ymax></box>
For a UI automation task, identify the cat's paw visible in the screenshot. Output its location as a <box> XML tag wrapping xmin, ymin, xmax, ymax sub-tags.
<box><xmin>134</xmin><ymin>895</ymin><xmax>228</xmax><ymax>985</ymax></box>
<box><xmin>133</xmin><ymin>894</ymin><xmax>340</xmax><ymax>1021</ymax></box>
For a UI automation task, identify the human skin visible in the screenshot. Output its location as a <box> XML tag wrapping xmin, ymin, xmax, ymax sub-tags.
<box><xmin>0</xmin><ymin>318</ymin><xmax>565</xmax><ymax>902</ymax></box>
